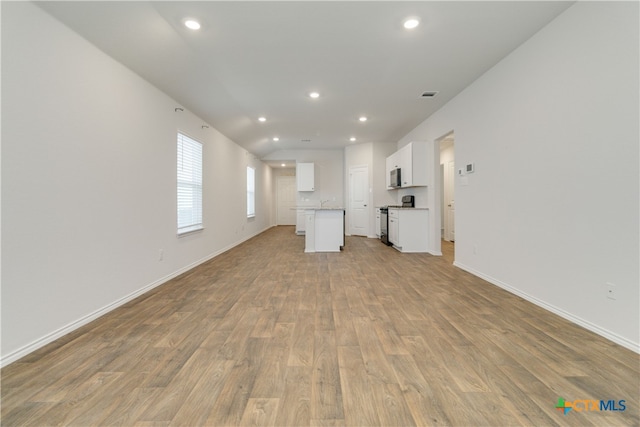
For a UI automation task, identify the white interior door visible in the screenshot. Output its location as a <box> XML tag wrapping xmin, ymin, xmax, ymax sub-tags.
<box><xmin>276</xmin><ymin>176</ymin><xmax>296</xmax><ymax>225</ymax></box>
<box><xmin>444</xmin><ymin>160</ymin><xmax>455</xmax><ymax>241</ymax></box>
<box><xmin>349</xmin><ymin>165</ymin><xmax>369</xmax><ymax>236</ymax></box>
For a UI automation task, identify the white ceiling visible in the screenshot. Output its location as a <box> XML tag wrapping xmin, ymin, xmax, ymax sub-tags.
<box><xmin>36</xmin><ymin>1</ymin><xmax>573</xmax><ymax>159</ymax></box>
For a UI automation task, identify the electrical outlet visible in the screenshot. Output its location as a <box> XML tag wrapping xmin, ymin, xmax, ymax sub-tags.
<box><xmin>159</xmin><ymin>249</ymin><xmax>164</xmax><ymax>261</ymax></box>
<box><xmin>606</xmin><ymin>283</ymin><xmax>616</xmax><ymax>300</ymax></box>
<box><xmin>473</xmin><ymin>244</ymin><xmax>478</xmax><ymax>255</ymax></box>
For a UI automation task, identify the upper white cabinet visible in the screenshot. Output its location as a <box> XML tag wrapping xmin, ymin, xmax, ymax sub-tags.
<box><xmin>386</xmin><ymin>152</ymin><xmax>400</xmax><ymax>188</ymax></box>
<box><xmin>296</xmin><ymin>162</ymin><xmax>315</xmax><ymax>191</ymax></box>
<box><xmin>386</xmin><ymin>141</ymin><xmax>427</xmax><ymax>188</ymax></box>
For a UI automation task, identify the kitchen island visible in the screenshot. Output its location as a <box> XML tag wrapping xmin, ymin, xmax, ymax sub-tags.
<box><xmin>304</xmin><ymin>208</ymin><xmax>345</xmax><ymax>253</ymax></box>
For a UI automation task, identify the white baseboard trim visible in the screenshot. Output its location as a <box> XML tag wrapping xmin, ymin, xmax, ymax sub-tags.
<box><xmin>0</xmin><ymin>226</ymin><xmax>274</xmax><ymax>368</ymax></box>
<box><xmin>453</xmin><ymin>261</ymin><xmax>640</xmax><ymax>354</ymax></box>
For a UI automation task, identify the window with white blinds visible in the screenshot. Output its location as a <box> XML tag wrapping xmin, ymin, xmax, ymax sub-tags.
<box><xmin>177</xmin><ymin>132</ymin><xmax>203</xmax><ymax>235</ymax></box>
<box><xmin>247</xmin><ymin>166</ymin><xmax>255</xmax><ymax>218</ymax></box>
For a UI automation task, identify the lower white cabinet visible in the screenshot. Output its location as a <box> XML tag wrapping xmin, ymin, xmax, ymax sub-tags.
<box><xmin>375</xmin><ymin>208</ymin><xmax>381</xmax><ymax>237</ymax></box>
<box><xmin>296</xmin><ymin>209</ymin><xmax>306</xmax><ymax>235</ymax></box>
<box><xmin>304</xmin><ymin>210</ymin><xmax>315</xmax><ymax>251</ymax></box>
<box><xmin>388</xmin><ymin>208</ymin><xmax>428</xmax><ymax>253</ymax></box>
<box><xmin>388</xmin><ymin>209</ymin><xmax>399</xmax><ymax>245</ymax></box>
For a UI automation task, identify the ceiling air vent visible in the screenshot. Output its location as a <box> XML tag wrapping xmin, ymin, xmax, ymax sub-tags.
<box><xmin>301</xmin><ymin>139</ymin><xmax>312</xmax><ymax>143</ymax></box>
<box><xmin>421</xmin><ymin>91</ymin><xmax>439</xmax><ymax>98</ymax></box>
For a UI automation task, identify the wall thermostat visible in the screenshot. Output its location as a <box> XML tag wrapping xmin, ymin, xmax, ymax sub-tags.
<box><xmin>466</xmin><ymin>163</ymin><xmax>475</xmax><ymax>173</ymax></box>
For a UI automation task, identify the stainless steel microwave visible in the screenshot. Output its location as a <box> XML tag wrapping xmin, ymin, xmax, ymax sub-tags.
<box><xmin>390</xmin><ymin>168</ymin><xmax>401</xmax><ymax>188</ymax></box>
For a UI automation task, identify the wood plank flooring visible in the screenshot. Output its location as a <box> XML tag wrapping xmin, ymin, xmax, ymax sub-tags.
<box><xmin>2</xmin><ymin>225</ymin><xmax>639</xmax><ymax>426</ymax></box>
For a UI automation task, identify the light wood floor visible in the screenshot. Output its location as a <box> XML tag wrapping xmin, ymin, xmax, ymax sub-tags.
<box><xmin>2</xmin><ymin>226</ymin><xmax>638</xmax><ymax>426</ymax></box>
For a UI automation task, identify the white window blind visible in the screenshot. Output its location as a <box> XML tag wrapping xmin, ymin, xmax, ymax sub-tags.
<box><xmin>247</xmin><ymin>166</ymin><xmax>255</xmax><ymax>218</ymax></box>
<box><xmin>177</xmin><ymin>132</ymin><xmax>203</xmax><ymax>235</ymax></box>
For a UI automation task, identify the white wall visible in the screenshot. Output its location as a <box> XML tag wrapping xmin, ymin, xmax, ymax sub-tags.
<box><xmin>272</xmin><ymin>167</ymin><xmax>296</xmax><ymax>178</ymax></box>
<box><xmin>398</xmin><ymin>2</ymin><xmax>639</xmax><ymax>350</ymax></box>
<box><xmin>1</xmin><ymin>2</ymin><xmax>274</xmax><ymax>365</ymax></box>
<box><xmin>263</xmin><ymin>149</ymin><xmax>344</xmax><ymax>207</ymax></box>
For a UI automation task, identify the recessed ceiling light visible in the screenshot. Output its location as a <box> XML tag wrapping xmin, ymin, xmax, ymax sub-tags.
<box><xmin>350</xmin><ymin>137</ymin><xmax>356</xmax><ymax>142</ymax></box>
<box><xmin>273</xmin><ymin>137</ymin><xmax>279</xmax><ymax>141</ymax></box>
<box><xmin>281</xmin><ymin>163</ymin><xmax>286</xmax><ymax>167</ymax></box>
<box><xmin>258</xmin><ymin>117</ymin><xmax>266</xmax><ymax>122</ymax></box>
<box><xmin>403</xmin><ymin>18</ymin><xmax>420</xmax><ymax>29</ymax></box>
<box><xmin>309</xmin><ymin>92</ymin><xmax>320</xmax><ymax>99</ymax></box>
<box><xmin>184</xmin><ymin>20</ymin><xmax>201</xmax><ymax>30</ymax></box>
<box><xmin>359</xmin><ymin>116</ymin><xmax>368</xmax><ymax>122</ymax></box>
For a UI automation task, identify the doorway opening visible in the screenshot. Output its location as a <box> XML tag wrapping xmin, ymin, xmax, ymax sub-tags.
<box><xmin>437</xmin><ymin>131</ymin><xmax>455</xmax><ymax>261</ymax></box>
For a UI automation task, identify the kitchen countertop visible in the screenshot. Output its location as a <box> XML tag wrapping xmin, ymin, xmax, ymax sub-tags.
<box><xmin>304</xmin><ymin>207</ymin><xmax>345</xmax><ymax>210</ymax></box>
<box><xmin>387</xmin><ymin>207</ymin><xmax>429</xmax><ymax>210</ymax></box>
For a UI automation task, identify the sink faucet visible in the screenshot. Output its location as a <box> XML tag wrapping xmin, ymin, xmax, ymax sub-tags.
<box><xmin>320</xmin><ymin>199</ymin><xmax>330</xmax><ymax>207</ymax></box>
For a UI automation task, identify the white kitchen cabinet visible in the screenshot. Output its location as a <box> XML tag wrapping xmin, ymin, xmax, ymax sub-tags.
<box><xmin>296</xmin><ymin>209</ymin><xmax>306</xmax><ymax>235</ymax></box>
<box><xmin>385</xmin><ymin>141</ymin><xmax>427</xmax><ymax>188</ymax></box>
<box><xmin>388</xmin><ymin>209</ymin><xmax>399</xmax><ymax>245</ymax></box>
<box><xmin>388</xmin><ymin>208</ymin><xmax>428</xmax><ymax>252</ymax></box>
<box><xmin>304</xmin><ymin>210</ymin><xmax>315</xmax><ymax>252</ymax></box>
<box><xmin>401</xmin><ymin>141</ymin><xmax>427</xmax><ymax>187</ymax></box>
<box><xmin>386</xmin><ymin>152</ymin><xmax>401</xmax><ymax>189</ymax></box>
<box><xmin>398</xmin><ymin>144</ymin><xmax>412</xmax><ymax>186</ymax></box>
<box><xmin>296</xmin><ymin>162</ymin><xmax>315</xmax><ymax>191</ymax></box>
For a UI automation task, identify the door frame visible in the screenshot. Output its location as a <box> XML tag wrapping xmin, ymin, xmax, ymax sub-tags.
<box><xmin>443</xmin><ymin>160</ymin><xmax>455</xmax><ymax>241</ymax></box>
<box><xmin>436</xmin><ymin>131</ymin><xmax>455</xmax><ymax>260</ymax></box>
